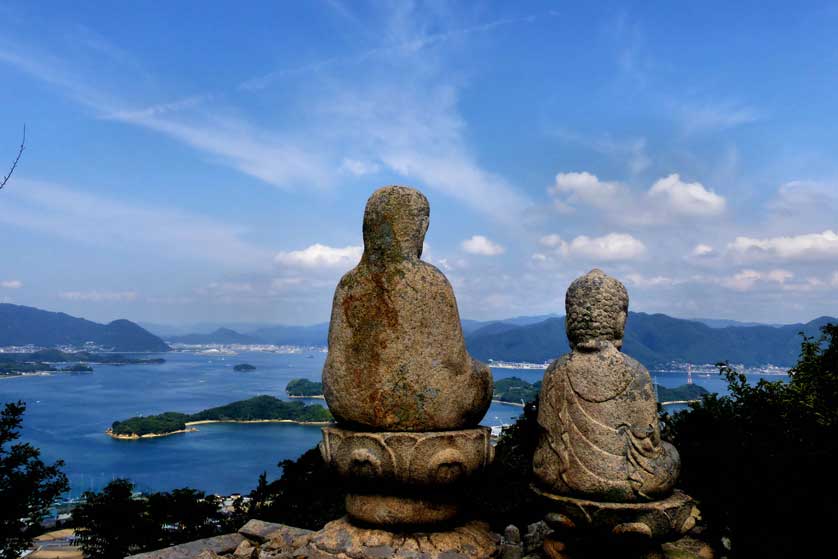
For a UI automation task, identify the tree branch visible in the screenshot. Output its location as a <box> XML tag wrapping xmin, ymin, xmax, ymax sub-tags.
<box><xmin>0</xmin><ymin>125</ymin><xmax>26</xmax><ymax>190</ymax></box>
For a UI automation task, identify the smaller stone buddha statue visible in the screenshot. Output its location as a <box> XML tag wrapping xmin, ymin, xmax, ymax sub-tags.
<box><xmin>533</xmin><ymin>269</ymin><xmax>680</xmax><ymax>502</ymax></box>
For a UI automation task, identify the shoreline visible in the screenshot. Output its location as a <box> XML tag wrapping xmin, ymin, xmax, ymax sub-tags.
<box><xmin>660</xmin><ymin>399</ymin><xmax>701</xmax><ymax>406</ymax></box>
<box><xmin>492</xmin><ymin>398</ymin><xmax>526</xmax><ymax>407</ymax></box>
<box><xmin>106</xmin><ymin>427</ymin><xmax>198</xmax><ymax>440</ymax></box>
<box><xmin>287</xmin><ymin>394</ymin><xmax>326</xmax><ymax>400</ymax></box>
<box><xmin>106</xmin><ymin>418</ymin><xmax>332</xmax><ymax>440</ymax></box>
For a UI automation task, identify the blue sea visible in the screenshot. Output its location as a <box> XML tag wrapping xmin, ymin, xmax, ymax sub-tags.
<box><xmin>0</xmin><ymin>351</ymin><xmax>786</xmax><ymax>497</ymax></box>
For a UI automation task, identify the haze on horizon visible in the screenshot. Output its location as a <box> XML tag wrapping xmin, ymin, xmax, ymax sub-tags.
<box><xmin>1</xmin><ymin>1</ymin><xmax>837</xmax><ymax>326</ymax></box>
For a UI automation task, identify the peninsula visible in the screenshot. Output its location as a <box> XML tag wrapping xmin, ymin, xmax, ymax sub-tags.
<box><xmin>0</xmin><ymin>349</ymin><xmax>164</xmax><ymax>377</ymax></box>
<box><xmin>108</xmin><ymin>395</ymin><xmax>332</xmax><ymax>439</ymax></box>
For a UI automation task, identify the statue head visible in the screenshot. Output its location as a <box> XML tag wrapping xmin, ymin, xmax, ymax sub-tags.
<box><xmin>565</xmin><ymin>269</ymin><xmax>629</xmax><ymax>350</ymax></box>
<box><xmin>362</xmin><ymin>186</ymin><xmax>430</xmax><ymax>265</ymax></box>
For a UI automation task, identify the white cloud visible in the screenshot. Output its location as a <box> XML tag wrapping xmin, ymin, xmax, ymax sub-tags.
<box><xmin>648</xmin><ymin>174</ymin><xmax>726</xmax><ymax>217</ymax></box>
<box><xmin>720</xmin><ymin>269</ymin><xmax>794</xmax><ymax>291</ymax></box>
<box><xmin>275</xmin><ymin>244</ymin><xmax>362</xmax><ymax>269</ymax></box>
<box><xmin>539</xmin><ymin>234</ymin><xmax>565</xmax><ymax>248</ymax></box>
<box><xmin>832</xmin><ymin>272</ymin><xmax>838</xmax><ymax>287</ymax></box>
<box><xmin>60</xmin><ymin>290</ymin><xmax>138</xmax><ymax>302</ymax></box>
<box><xmin>692</xmin><ymin>244</ymin><xmax>715</xmax><ymax>257</ymax></box>
<box><xmin>535</xmin><ymin>232</ymin><xmax>646</xmax><ymax>261</ymax></box>
<box><xmin>551</xmin><ymin>172</ymin><xmax>624</xmax><ymax>210</ymax></box>
<box><xmin>625</xmin><ymin>273</ymin><xmax>677</xmax><ymax>288</ymax></box>
<box><xmin>339</xmin><ymin>158</ymin><xmax>380</xmax><ymax>176</ymax></box>
<box><xmin>550</xmin><ymin>171</ymin><xmax>725</xmax><ymax>223</ymax></box>
<box><xmin>728</xmin><ymin>230</ymin><xmax>838</xmax><ymax>261</ymax></box>
<box><xmin>566</xmin><ymin>233</ymin><xmax>646</xmax><ymax>261</ymax></box>
<box><xmin>0</xmin><ymin>280</ymin><xmax>22</xmax><ymax>289</ymax></box>
<box><xmin>461</xmin><ymin>235</ymin><xmax>505</xmax><ymax>256</ymax></box>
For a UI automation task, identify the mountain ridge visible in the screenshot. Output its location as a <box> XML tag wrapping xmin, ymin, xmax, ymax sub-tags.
<box><xmin>0</xmin><ymin>303</ymin><xmax>169</xmax><ymax>352</ymax></box>
<box><xmin>465</xmin><ymin>312</ymin><xmax>836</xmax><ymax>367</ymax></box>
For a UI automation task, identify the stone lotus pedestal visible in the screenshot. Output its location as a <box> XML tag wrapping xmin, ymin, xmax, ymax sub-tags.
<box><xmin>320</xmin><ymin>425</ymin><xmax>493</xmax><ymax>527</ymax></box>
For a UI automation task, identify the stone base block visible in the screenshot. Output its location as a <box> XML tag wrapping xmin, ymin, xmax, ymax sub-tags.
<box><xmin>532</xmin><ymin>485</ymin><xmax>698</xmax><ymax>542</ymax></box>
<box><xmin>302</xmin><ymin>516</ymin><xmax>500</xmax><ymax>559</ymax></box>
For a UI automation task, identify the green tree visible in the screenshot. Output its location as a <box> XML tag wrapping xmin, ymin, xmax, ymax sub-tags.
<box><xmin>0</xmin><ymin>401</ymin><xmax>69</xmax><ymax>559</ymax></box>
<box><xmin>668</xmin><ymin>324</ymin><xmax>838</xmax><ymax>558</ymax></box>
<box><xmin>247</xmin><ymin>448</ymin><xmax>345</xmax><ymax>530</ymax></box>
<box><xmin>469</xmin><ymin>402</ymin><xmax>544</xmax><ymax>531</ymax></box>
<box><xmin>72</xmin><ymin>479</ymin><xmax>154</xmax><ymax>559</ymax></box>
<box><xmin>146</xmin><ymin>489</ymin><xmax>229</xmax><ymax>547</ymax></box>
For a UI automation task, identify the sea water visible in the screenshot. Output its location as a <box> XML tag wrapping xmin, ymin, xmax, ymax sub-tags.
<box><xmin>0</xmin><ymin>350</ymin><xmax>785</xmax><ymax>496</ymax></box>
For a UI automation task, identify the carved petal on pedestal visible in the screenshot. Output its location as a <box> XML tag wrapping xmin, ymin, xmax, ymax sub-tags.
<box><xmin>334</xmin><ymin>434</ymin><xmax>396</xmax><ymax>481</ymax></box>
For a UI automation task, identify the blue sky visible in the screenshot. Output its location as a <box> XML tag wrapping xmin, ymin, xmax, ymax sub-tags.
<box><xmin>1</xmin><ymin>1</ymin><xmax>837</xmax><ymax>325</ymax></box>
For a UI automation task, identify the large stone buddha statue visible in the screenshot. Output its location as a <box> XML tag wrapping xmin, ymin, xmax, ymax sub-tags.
<box><xmin>533</xmin><ymin>269</ymin><xmax>680</xmax><ymax>502</ymax></box>
<box><xmin>322</xmin><ymin>185</ymin><xmax>493</xmax><ymax>432</ymax></box>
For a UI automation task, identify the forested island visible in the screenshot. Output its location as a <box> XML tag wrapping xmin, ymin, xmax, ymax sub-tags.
<box><xmin>491</xmin><ymin>376</ymin><xmax>708</xmax><ymax>406</ymax></box>
<box><xmin>108</xmin><ymin>395</ymin><xmax>333</xmax><ymax>439</ymax></box>
<box><xmin>286</xmin><ymin>378</ymin><xmax>324</xmax><ymax>398</ymax></box>
<box><xmin>233</xmin><ymin>363</ymin><xmax>256</xmax><ymax>371</ymax></box>
<box><xmin>493</xmin><ymin>377</ymin><xmax>542</xmax><ymax>405</ymax></box>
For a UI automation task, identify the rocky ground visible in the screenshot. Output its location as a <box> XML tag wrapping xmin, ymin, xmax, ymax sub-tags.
<box><xmin>125</xmin><ymin>518</ymin><xmax>715</xmax><ymax>559</ymax></box>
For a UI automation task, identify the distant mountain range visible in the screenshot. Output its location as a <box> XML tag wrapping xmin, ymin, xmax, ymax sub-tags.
<box><xmin>8</xmin><ymin>301</ymin><xmax>833</xmax><ymax>368</ymax></box>
<box><xmin>465</xmin><ymin>312</ymin><xmax>837</xmax><ymax>368</ymax></box>
<box><xmin>147</xmin><ymin>312</ymin><xmax>837</xmax><ymax>368</ymax></box>
<box><xmin>168</xmin><ymin>328</ymin><xmax>261</xmax><ymax>345</ymax></box>
<box><xmin>0</xmin><ymin>304</ymin><xmax>169</xmax><ymax>352</ymax></box>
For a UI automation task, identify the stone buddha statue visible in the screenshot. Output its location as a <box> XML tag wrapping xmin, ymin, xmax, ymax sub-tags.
<box><xmin>533</xmin><ymin>269</ymin><xmax>680</xmax><ymax>502</ymax></box>
<box><xmin>322</xmin><ymin>185</ymin><xmax>493</xmax><ymax>432</ymax></box>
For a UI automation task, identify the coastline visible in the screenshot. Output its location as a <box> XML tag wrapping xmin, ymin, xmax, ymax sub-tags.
<box><xmin>660</xmin><ymin>399</ymin><xmax>701</xmax><ymax>406</ymax></box>
<box><xmin>106</xmin><ymin>418</ymin><xmax>332</xmax><ymax>440</ymax></box>
<box><xmin>106</xmin><ymin>427</ymin><xmax>198</xmax><ymax>440</ymax></box>
<box><xmin>492</xmin><ymin>398</ymin><xmax>526</xmax><ymax>408</ymax></box>
<box><xmin>287</xmin><ymin>394</ymin><xmax>326</xmax><ymax>400</ymax></box>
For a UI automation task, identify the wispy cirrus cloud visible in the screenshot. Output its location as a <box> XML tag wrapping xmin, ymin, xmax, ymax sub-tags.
<box><xmin>2</xmin><ymin>179</ymin><xmax>273</xmax><ymax>269</ymax></box>
<box><xmin>0</xmin><ymin>11</ymin><xmax>535</xmax><ymax>222</ymax></box>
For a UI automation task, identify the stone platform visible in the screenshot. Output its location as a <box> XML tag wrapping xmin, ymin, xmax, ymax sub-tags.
<box><xmin>303</xmin><ymin>517</ymin><xmax>500</xmax><ymax>559</ymax></box>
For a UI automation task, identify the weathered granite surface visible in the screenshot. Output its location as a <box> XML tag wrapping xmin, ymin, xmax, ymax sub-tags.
<box><xmin>320</xmin><ymin>426</ymin><xmax>493</xmax><ymax>487</ymax></box>
<box><xmin>322</xmin><ymin>186</ymin><xmax>492</xmax><ymax>432</ymax></box>
<box><xmin>126</xmin><ymin>533</ymin><xmax>245</xmax><ymax>559</ymax></box>
<box><xmin>301</xmin><ymin>517</ymin><xmax>500</xmax><ymax>559</ymax></box>
<box><xmin>533</xmin><ymin>269</ymin><xmax>680</xmax><ymax>502</ymax></box>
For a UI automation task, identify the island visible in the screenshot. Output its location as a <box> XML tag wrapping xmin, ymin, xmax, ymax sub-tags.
<box><xmin>233</xmin><ymin>363</ymin><xmax>256</xmax><ymax>372</ymax></box>
<box><xmin>285</xmin><ymin>378</ymin><xmax>324</xmax><ymax>398</ymax></box>
<box><xmin>107</xmin><ymin>395</ymin><xmax>333</xmax><ymax>439</ymax></box>
<box><xmin>492</xmin><ymin>377</ymin><xmax>542</xmax><ymax>406</ymax></box>
<box><xmin>490</xmin><ymin>376</ymin><xmax>709</xmax><ymax>406</ymax></box>
<box><xmin>655</xmin><ymin>383</ymin><xmax>709</xmax><ymax>403</ymax></box>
